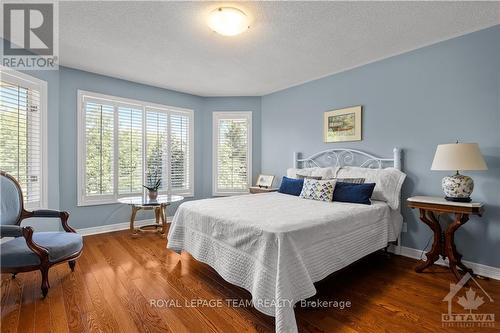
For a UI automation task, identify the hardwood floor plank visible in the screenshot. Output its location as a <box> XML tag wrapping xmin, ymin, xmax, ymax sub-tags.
<box><xmin>74</xmin><ymin>256</ymin><xmax>121</xmax><ymax>333</ymax></box>
<box><xmin>78</xmin><ymin>250</ymin><xmax>140</xmax><ymax>333</ymax></box>
<box><xmin>47</xmin><ymin>265</ymin><xmax>70</xmax><ymax>333</ymax></box>
<box><xmin>0</xmin><ymin>276</ymin><xmax>22</xmax><ymax>333</ymax></box>
<box><xmin>118</xmin><ymin>233</ymin><xmax>259</xmax><ymax>332</ymax></box>
<box><xmin>60</xmin><ymin>262</ymin><xmax>102</xmax><ymax>333</ymax></box>
<box><xmin>84</xmin><ymin>235</ymin><xmax>171</xmax><ymax>333</ymax></box>
<box><xmin>106</xmin><ymin>233</ymin><xmax>237</xmax><ymax>333</ymax></box>
<box><xmin>2</xmin><ymin>229</ymin><xmax>499</xmax><ymax>333</ymax></box>
<box><xmin>16</xmin><ymin>274</ymin><xmax>36</xmax><ymax>333</ymax></box>
<box><xmin>33</xmin><ymin>272</ymin><xmax>52</xmax><ymax>333</ymax></box>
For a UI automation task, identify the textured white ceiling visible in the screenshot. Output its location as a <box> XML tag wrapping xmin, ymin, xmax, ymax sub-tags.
<box><xmin>59</xmin><ymin>1</ymin><xmax>500</xmax><ymax>96</ymax></box>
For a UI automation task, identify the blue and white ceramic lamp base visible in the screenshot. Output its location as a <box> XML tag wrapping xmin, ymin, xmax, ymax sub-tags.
<box><xmin>442</xmin><ymin>173</ymin><xmax>474</xmax><ymax>202</ymax></box>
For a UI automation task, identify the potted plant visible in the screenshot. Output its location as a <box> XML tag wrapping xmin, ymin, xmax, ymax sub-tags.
<box><xmin>144</xmin><ymin>170</ymin><xmax>161</xmax><ymax>200</ymax></box>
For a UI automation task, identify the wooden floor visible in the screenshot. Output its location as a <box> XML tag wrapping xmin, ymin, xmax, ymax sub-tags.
<box><xmin>2</xmin><ymin>229</ymin><xmax>499</xmax><ymax>333</ymax></box>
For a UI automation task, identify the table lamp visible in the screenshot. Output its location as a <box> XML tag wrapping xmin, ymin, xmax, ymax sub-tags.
<box><xmin>431</xmin><ymin>142</ymin><xmax>487</xmax><ymax>202</ymax></box>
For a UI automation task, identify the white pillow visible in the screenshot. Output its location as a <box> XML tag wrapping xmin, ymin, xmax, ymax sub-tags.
<box><xmin>286</xmin><ymin>167</ymin><xmax>338</xmax><ymax>180</ymax></box>
<box><xmin>335</xmin><ymin>166</ymin><xmax>406</xmax><ymax>210</ymax></box>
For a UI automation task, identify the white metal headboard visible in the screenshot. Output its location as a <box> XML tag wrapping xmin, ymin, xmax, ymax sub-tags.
<box><xmin>293</xmin><ymin>147</ymin><xmax>402</xmax><ymax>171</ymax></box>
<box><xmin>292</xmin><ymin>147</ymin><xmax>403</xmax><ymax>254</ymax></box>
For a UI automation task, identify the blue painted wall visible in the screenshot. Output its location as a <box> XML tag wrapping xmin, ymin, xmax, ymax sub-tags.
<box><xmin>261</xmin><ymin>25</ymin><xmax>500</xmax><ymax>267</ymax></box>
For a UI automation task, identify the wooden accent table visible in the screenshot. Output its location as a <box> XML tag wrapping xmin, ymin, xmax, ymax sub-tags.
<box><xmin>249</xmin><ymin>186</ymin><xmax>278</xmax><ymax>194</ymax></box>
<box><xmin>407</xmin><ymin>196</ymin><xmax>484</xmax><ymax>281</ymax></box>
<box><xmin>118</xmin><ymin>195</ymin><xmax>184</xmax><ymax>235</ymax></box>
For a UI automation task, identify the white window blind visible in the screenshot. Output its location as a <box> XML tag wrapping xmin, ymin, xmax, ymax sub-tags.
<box><xmin>0</xmin><ymin>71</ymin><xmax>46</xmax><ymax>209</ymax></box>
<box><xmin>213</xmin><ymin>112</ymin><xmax>252</xmax><ymax>196</ymax></box>
<box><xmin>118</xmin><ymin>106</ymin><xmax>143</xmax><ymax>194</ymax></box>
<box><xmin>84</xmin><ymin>101</ymin><xmax>114</xmax><ymax>196</ymax></box>
<box><xmin>145</xmin><ymin>107</ymin><xmax>168</xmax><ymax>193</ymax></box>
<box><xmin>170</xmin><ymin>112</ymin><xmax>191</xmax><ymax>193</ymax></box>
<box><xmin>78</xmin><ymin>91</ymin><xmax>194</xmax><ymax>206</ymax></box>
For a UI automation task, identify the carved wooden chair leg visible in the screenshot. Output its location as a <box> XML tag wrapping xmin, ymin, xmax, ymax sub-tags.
<box><xmin>68</xmin><ymin>260</ymin><xmax>76</xmax><ymax>272</ymax></box>
<box><xmin>40</xmin><ymin>266</ymin><xmax>50</xmax><ymax>298</ymax></box>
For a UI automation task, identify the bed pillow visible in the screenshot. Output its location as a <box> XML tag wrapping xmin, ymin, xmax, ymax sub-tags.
<box><xmin>299</xmin><ymin>179</ymin><xmax>336</xmax><ymax>202</ymax></box>
<box><xmin>333</xmin><ymin>182</ymin><xmax>376</xmax><ymax>205</ymax></box>
<box><xmin>286</xmin><ymin>167</ymin><xmax>338</xmax><ymax>180</ymax></box>
<box><xmin>336</xmin><ymin>177</ymin><xmax>365</xmax><ymax>184</ymax></box>
<box><xmin>296</xmin><ymin>174</ymin><xmax>322</xmax><ymax>180</ymax></box>
<box><xmin>335</xmin><ymin>167</ymin><xmax>406</xmax><ymax>209</ymax></box>
<box><xmin>278</xmin><ymin>177</ymin><xmax>304</xmax><ymax>196</ymax></box>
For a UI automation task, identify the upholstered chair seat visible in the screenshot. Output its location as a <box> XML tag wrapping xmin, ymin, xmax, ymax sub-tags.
<box><xmin>0</xmin><ymin>171</ymin><xmax>83</xmax><ymax>297</ymax></box>
<box><xmin>1</xmin><ymin>232</ymin><xmax>83</xmax><ymax>267</ymax></box>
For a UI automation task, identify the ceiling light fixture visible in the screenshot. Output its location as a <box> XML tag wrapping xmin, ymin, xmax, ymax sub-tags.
<box><xmin>208</xmin><ymin>7</ymin><xmax>249</xmax><ymax>36</ymax></box>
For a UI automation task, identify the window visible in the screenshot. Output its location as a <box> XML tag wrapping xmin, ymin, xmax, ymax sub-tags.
<box><xmin>0</xmin><ymin>70</ymin><xmax>47</xmax><ymax>209</ymax></box>
<box><xmin>213</xmin><ymin>112</ymin><xmax>252</xmax><ymax>196</ymax></box>
<box><xmin>77</xmin><ymin>91</ymin><xmax>193</xmax><ymax>206</ymax></box>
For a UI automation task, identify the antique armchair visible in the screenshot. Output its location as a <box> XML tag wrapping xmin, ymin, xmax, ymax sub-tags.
<box><xmin>0</xmin><ymin>171</ymin><xmax>83</xmax><ymax>297</ymax></box>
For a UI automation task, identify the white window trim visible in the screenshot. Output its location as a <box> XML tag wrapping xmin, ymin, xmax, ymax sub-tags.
<box><xmin>212</xmin><ymin>111</ymin><xmax>252</xmax><ymax>196</ymax></box>
<box><xmin>0</xmin><ymin>68</ymin><xmax>48</xmax><ymax>209</ymax></box>
<box><xmin>77</xmin><ymin>90</ymin><xmax>194</xmax><ymax>206</ymax></box>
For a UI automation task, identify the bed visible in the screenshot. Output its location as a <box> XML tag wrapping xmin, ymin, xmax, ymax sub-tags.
<box><xmin>167</xmin><ymin>148</ymin><xmax>406</xmax><ymax>332</ymax></box>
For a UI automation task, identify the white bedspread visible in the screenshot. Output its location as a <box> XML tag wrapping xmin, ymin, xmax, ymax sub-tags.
<box><xmin>167</xmin><ymin>192</ymin><xmax>402</xmax><ymax>332</ymax></box>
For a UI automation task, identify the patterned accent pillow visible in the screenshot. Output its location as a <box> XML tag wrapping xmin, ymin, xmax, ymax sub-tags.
<box><xmin>299</xmin><ymin>179</ymin><xmax>336</xmax><ymax>202</ymax></box>
<box><xmin>336</xmin><ymin>177</ymin><xmax>365</xmax><ymax>184</ymax></box>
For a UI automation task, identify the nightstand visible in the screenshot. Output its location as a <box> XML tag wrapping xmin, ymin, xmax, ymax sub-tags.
<box><xmin>407</xmin><ymin>196</ymin><xmax>484</xmax><ymax>281</ymax></box>
<box><xmin>249</xmin><ymin>186</ymin><xmax>278</xmax><ymax>194</ymax></box>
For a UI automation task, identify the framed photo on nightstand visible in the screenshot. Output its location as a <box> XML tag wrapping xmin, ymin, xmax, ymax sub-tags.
<box><xmin>256</xmin><ymin>174</ymin><xmax>275</xmax><ymax>188</ymax></box>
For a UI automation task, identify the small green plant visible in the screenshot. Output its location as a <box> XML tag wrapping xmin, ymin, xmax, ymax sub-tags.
<box><xmin>144</xmin><ymin>169</ymin><xmax>161</xmax><ymax>192</ymax></box>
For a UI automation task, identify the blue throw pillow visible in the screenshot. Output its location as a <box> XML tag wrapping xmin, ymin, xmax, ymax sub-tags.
<box><xmin>333</xmin><ymin>182</ymin><xmax>376</xmax><ymax>205</ymax></box>
<box><xmin>278</xmin><ymin>177</ymin><xmax>304</xmax><ymax>196</ymax></box>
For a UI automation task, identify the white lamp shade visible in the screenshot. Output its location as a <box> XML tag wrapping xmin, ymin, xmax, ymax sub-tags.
<box><xmin>431</xmin><ymin>143</ymin><xmax>488</xmax><ymax>171</ymax></box>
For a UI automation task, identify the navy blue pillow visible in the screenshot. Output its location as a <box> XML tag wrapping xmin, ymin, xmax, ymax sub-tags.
<box><xmin>278</xmin><ymin>177</ymin><xmax>304</xmax><ymax>196</ymax></box>
<box><xmin>333</xmin><ymin>182</ymin><xmax>376</xmax><ymax>205</ymax></box>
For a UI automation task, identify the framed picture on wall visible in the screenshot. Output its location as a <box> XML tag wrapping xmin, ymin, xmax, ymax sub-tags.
<box><xmin>256</xmin><ymin>174</ymin><xmax>275</xmax><ymax>188</ymax></box>
<box><xmin>324</xmin><ymin>106</ymin><xmax>362</xmax><ymax>143</ymax></box>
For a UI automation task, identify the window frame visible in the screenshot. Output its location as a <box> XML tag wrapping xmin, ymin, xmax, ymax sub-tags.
<box><xmin>77</xmin><ymin>90</ymin><xmax>194</xmax><ymax>206</ymax></box>
<box><xmin>212</xmin><ymin>111</ymin><xmax>252</xmax><ymax>196</ymax></box>
<box><xmin>0</xmin><ymin>69</ymin><xmax>48</xmax><ymax>210</ymax></box>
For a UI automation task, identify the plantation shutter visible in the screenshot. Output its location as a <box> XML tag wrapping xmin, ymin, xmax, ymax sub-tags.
<box><xmin>78</xmin><ymin>91</ymin><xmax>194</xmax><ymax>205</ymax></box>
<box><xmin>170</xmin><ymin>112</ymin><xmax>191</xmax><ymax>193</ymax></box>
<box><xmin>84</xmin><ymin>99</ymin><xmax>114</xmax><ymax>196</ymax></box>
<box><xmin>145</xmin><ymin>107</ymin><xmax>169</xmax><ymax>192</ymax></box>
<box><xmin>214</xmin><ymin>113</ymin><xmax>251</xmax><ymax>194</ymax></box>
<box><xmin>0</xmin><ymin>75</ymin><xmax>43</xmax><ymax>208</ymax></box>
<box><xmin>118</xmin><ymin>106</ymin><xmax>143</xmax><ymax>194</ymax></box>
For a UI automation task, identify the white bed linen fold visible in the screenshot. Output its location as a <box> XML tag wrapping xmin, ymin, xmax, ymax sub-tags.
<box><xmin>167</xmin><ymin>192</ymin><xmax>402</xmax><ymax>332</ymax></box>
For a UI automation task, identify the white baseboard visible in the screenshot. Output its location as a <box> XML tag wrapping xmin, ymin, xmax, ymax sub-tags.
<box><xmin>389</xmin><ymin>245</ymin><xmax>500</xmax><ymax>281</ymax></box>
<box><xmin>77</xmin><ymin>217</ymin><xmax>172</xmax><ymax>236</ymax></box>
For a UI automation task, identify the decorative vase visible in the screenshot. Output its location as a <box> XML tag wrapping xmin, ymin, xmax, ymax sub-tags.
<box><xmin>442</xmin><ymin>172</ymin><xmax>474</xmax><ymax>202</ymax></box>
<box><xmin>148</xmin><ymin>190</ymin><xmax>158</xmax><ymax>200</ymax></box>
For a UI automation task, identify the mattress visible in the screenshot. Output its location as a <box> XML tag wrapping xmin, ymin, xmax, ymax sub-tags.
<box><xmin>167</xmin><ymin>192</ymin><xmax>402</xmax><ymax>332</ymax></box>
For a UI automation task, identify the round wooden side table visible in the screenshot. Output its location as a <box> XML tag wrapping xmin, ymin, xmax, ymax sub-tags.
<box><xmin>118</xmin><ymin>195</ymin><xmax>184</xmax><ymax>235</ymax></box>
